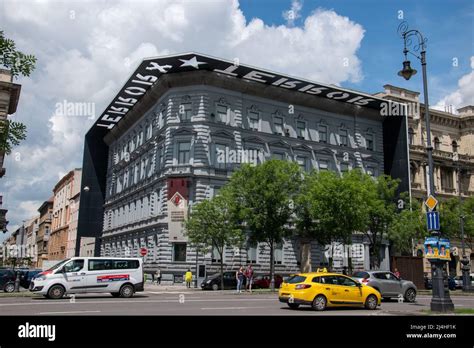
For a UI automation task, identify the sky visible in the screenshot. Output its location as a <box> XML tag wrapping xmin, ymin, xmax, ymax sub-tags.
<box><xmin>0</xmin><ymin>0</ymin><xmax>473</xmax><ymax>243</ymax></box>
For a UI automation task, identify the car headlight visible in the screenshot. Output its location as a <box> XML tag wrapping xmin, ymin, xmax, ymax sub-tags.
<box><xmin>206</xmin><ymin>279</ymin><xmax>212</xmax><ymax>284</ymax></box>
<box><xmin>34</xmin><ymin>275</ymin><xmax>46</xmax><ymax>281</ymax></box>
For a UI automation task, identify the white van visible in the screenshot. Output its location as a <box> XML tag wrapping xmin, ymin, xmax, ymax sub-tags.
<box><xmin>29</xmin><ymin>257</ymin><xmax>144</xmax><ymax>299</ymax></box>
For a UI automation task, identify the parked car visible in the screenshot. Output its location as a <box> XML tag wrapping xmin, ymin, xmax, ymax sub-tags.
<box><xmin>352</xmin><ymin>271</ymin><xmax>417</xmax><ymax>302</ymax></box>
<box><xmin>424</xmin><ymin>276</ymin><xmax>456</xmax><ymax>291</ymax></box>
<box><xmin>279</xmin><ymin>271</ymin><xmax>381</xmax><ymax>311</ymax></box>
<box><xmin>19</xmin><ymin>269</ymin><xmax>43</xmax><ymax>289</ymax></box>
<box><xmin>252</xmin><ymin>274</ymin><xmax>283</xmax><ymax>289</ymax></box>
<box><xmin>201</xmin><ymin>271</ymin><xmax>246</xmax><ymax>290</ymax></box>
<box><xmin>0</xmin><ymin>269</ymin><xmax>16</xmax><ymax>293</ymax></box>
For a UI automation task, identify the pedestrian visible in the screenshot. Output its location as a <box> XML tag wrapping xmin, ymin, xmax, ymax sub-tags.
<box><xmin>393</xmin><ymin>268</ymin><xmax>400</xmax><ymax>278</ymax></box>
<box><xmin>245</xmin><ymin>264</ymin><xmax>254</xmax><ymax>293</ymax></box>
<box><xmin>155</xmin><ymin>268</ymin><xmax>162</xmax><ymax>285</ymax></box>
<box><xmin>236</xmin><ymin>266</ymin><xmax>244</xmax><ymax>293</ymax></box>
<box><xmin>342</xmin><ymin>267</ymin><xmax>348</xmax><ymax>275</ymax></box>
<box><xmin>185</xmin><ymin>269</ymin><xmax>193</xmax><ymax>288</ymax></box>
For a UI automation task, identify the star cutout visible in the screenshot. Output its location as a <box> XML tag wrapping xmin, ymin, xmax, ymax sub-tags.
<box><xmin>179</xmin><ymin>56</ymin><xmax>207</xmax><ymax>69</ymax></box>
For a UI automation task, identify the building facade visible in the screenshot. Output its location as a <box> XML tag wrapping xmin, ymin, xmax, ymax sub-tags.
<box><xmin>377</xmin><ymin>85</ymin><xmax>474</xmax><ymax>276</ymax></box>
<box><xmin>48</xmin><ymin>169</ymin><xmax>82</xmax><ymax>261</ymax></box>
<box><xmin>78</xmin><ymin>53</ymin><xmax>409</xmax><ymax>281</ymax></box>
<box><xmin>36</xmin><ymin>197</ymin><xmax>53</xmax><ymax>268</ymax></box>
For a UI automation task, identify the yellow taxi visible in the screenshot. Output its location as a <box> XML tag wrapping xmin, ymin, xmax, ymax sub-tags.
<box><xmin>279</xmin><ymin>270</ymin><xmax>381</xmax><ymax>311</ymax></box>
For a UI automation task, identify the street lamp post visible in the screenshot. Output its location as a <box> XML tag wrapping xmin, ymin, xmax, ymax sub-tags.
<box><xmin>397</xmin><ymin>21</ymin><xmax>454</xmax><ymax>312</ymax></box>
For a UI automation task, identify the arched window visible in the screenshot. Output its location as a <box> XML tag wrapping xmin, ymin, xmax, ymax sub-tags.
<box><xmin>408</xmin><ymin>128</ymin><xmax>415</xmax><ymax>145</ymax></box>
<box><xmin>434</xmin><ymin>137</ymin><xmax>441</xmax><ymax>150</ymax></box>
<box><xmin>452</xmin><ymin>140</ymin><xmax>458</xmax><ymax>153</ymax></box>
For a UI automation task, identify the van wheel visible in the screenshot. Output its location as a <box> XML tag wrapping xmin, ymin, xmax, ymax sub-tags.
<box><xmin>312</xmin><ymin>295</ymin><xmax>327</xmax><ymax>311</ymax></box>
<box><xmin>365</xmin><ymin>295</ymin><xmax>378</xmax><ymax>310</ymax></box>
<box><xmin>212</xmin><ymin>284</ymin><xmax>219</xmax><ymax>291</ymax></box>
<box><xmin>287</xmin><ymin>303</ymin><xmax>300</xmax><ymax>309</ymax></box>
<box><xmin>111</xmin><ymin>292</ymin><xmax>120</xmax><ymax>298</ymax></box>
<box><xmin>404</xmin><ymin>288</ymin><xmax>416</xmax><ymax>303</ymax></box>
<box><xmin>4</xmin><ymin>283</ymin><xmax>15</xmax><ymax>293</ymax></box>
<box><xmin>47</xmin><ymin>285</ymin><xmax>65</xmax><ymax>299</ymax></box>
<box><xmin>120</xmin><ymin>284</ymin><xmax>134</xmax><ymax>298</ymax></box>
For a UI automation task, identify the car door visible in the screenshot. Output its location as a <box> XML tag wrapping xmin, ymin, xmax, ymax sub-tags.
<box><xmin>319</xmin><ymin>276</ymin><xmax>344</xmax><ymax>304</ymax></box>
<box><xmin>223</xmin><ymin>272</ymin><xmax>235</xmax><ymax>289</ymax></box>
<box><xmin>336</xmin><ymin>275</ymin><xmax>364</xmax><ymax>304</ymax></box>
<box><xmin>374</xmin><ymin>272</ymin><xmax>400</xmax><ymax>296</ymax></box>
<box><xmin>61</xmin><ymin>259</ymin><xmax>87</xmax><ymax>293</ymax></box>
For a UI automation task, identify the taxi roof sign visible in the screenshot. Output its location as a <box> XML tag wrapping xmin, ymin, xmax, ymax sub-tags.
<box><xmin>424</xmin><ymin>195</ymin><xmax>438</xmax><ymax>211</ymax></box>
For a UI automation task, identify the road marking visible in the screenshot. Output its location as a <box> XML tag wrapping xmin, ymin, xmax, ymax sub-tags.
<box><xmin>37</xmin><ymin>310</ymin><xmax>101</xmax><ymax>315</ymax></box>
<box><xmin>201</xmin><ymin>306</ymin><xmax>269</xmax><ymax>310</ymax></box>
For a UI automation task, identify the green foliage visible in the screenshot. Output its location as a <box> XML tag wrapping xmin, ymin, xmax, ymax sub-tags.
<box><xmin>439</xmin><ymin>196</ymin><xmax>474</xmax><ymax>249</ymax></box>
<box><xmin>0</xmin><ymin>30</ymin><xmax>37</xmax><ymax>78</ymax></box>
<box><xmin>0</xmin><ymin>120</ymin><xmax>27</xmax><ymax>154</ymax></box>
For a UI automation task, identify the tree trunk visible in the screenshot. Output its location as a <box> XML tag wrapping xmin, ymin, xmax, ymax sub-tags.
<box><xmin>300</xmin><ymin>240</ymin><xmax>312</xmax><ymax>273</ymax></box>
<box><xmin>269</xmin><ymin>241</ymin><xmax>275</xmax><ymax>292</ymax></box>
<box><xmin>220</xmin><ymin>256</ymin><xmax>224</xmax><ymax>290</ymax></box>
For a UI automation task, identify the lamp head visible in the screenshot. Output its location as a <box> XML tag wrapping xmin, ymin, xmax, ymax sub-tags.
<box><xmin>398</xmin><ymin>60</ymin><xmax>417</xmax><ymax>80</ymax></box>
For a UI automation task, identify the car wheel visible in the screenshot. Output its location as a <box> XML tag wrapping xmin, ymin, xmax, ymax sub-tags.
<box><xmin>4</xmin><ymin>283</ymin><xmax>15</xmax><ymax>293</ymax></box>
<box><xmin>404</xmin><ymin>288</ymin><xmax>416</xmax><ymax>303</ymax></box>
<box><xmin>312</xmin><ymin>295</ymin><xmax>327</xmax><ymax>311</ymax></box>
<box><xmin>119</xmin><ymin>284</ymin><xmax>134</xmax><ymax>298</ymax></box>
<box><xmin>211</xmin><ymin>283</ymin><xmax>219</xmax><ymax>291</ymax></box>
<box><xmin>287</xmin><ymin>303</ymin><xmax>300</xmax><ymax>309</ymax></box>
<box><xmin>47</xmin><ymin>285</ymin><xmax>65</xmax><ymax>299</ymax></box>
<box><xmin>111</xmin><ymin>292</ymin><xmax>120</xmax><ymax>297</ymax></box>
<box><xmin>365</xmin><ymin>294</ymin><xmax>378</xmax><ymax>310</ymax></box>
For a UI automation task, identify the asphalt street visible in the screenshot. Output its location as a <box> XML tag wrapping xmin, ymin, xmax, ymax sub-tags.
<box><xmin>0</xmin><ymin>290</ymin><xmax>473</xmax><ymax>316</ymax></box>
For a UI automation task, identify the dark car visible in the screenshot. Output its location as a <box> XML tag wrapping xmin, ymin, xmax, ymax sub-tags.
<box><xmin>252</xmin><ymin>274</ymin><xmax>283</xmax><ymax>289</ymax></box>
<box><xmin>201</xmin><ymin>271</ymin><xmax>246</xmax><ymax>290</ymax></box>
<box><xmin>424</xmin><ymin>276</ymin><xmax>456</xmax><ymax>291</ymax></box>
<box><xmin>0</xmin><ymin>269</ymin><xmax>16</xmax><ymax>293</ymax></box>
<box><xmin>19</xmin><ymin>269</ymin><xmax>42</xmax><ymax>289</ymax></box>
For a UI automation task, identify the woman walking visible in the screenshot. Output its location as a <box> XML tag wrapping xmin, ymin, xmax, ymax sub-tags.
<box><xmin>236</xmin><ymin>266</ymin><xmax>244</xmax><ymax>293</ymax></box>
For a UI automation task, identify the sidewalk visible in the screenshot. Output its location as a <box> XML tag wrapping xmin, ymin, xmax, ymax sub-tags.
<box><xmin>144</xmin><ymin>282</ymin><xmax>201</xmax><ymax>292</ymax></box>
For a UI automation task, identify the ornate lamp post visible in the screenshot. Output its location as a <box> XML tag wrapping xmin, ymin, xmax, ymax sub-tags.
<box><xmin>397</xmin><ymin>21</ymin><xmax>454</xmax><ymax>312</ymax></box>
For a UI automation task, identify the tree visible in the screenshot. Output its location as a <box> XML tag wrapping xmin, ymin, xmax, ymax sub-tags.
<box><xmin>439</xmin><ymin>196</ymin><xmax>474</xmax><ymax>251</ymax></box>
<box><xmin>184</xmin><ymin>190</ymin><xmax>243</xmax><ymax>290</ymax></box>
<box><xmin>0</xmin><ymin>30</ymin><xmax>37</xmax><ymax>78</ymax></box>
<box><xmin>0</xmin><ymin>120</ymin><xmax>27</xmax><ymax>155</ymax></box>
<box><xmin>388</xmin><ymin>200</ymin><xmax>426</xmax><ymax>255</ymax></box>
<box><xmin>226</xmin><ymin>159</ymin><xmax>302</xmax><ymax>290</ymax></box>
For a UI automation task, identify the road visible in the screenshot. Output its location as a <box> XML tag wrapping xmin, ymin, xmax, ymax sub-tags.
<box><xmin>0</xmin><ymin>290</ymin><xmax>473</xmax><ymax>316</ymax></box>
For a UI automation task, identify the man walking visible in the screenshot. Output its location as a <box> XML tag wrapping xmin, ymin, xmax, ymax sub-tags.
<box><xmin>155</xmin><ymin>268</ymin><xmax>162</xmax><ymax>285</ymax></box>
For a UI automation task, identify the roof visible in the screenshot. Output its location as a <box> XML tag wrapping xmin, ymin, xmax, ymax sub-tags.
<box><xmin>90</xmin><ymin>52</ymin><xmax>392</xmax><ymax>135</ymax></box>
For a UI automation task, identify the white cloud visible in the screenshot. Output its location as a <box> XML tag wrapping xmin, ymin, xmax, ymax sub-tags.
<box><xmin>283</xmin><ymin>0</ymin><xmax>303</xmax><ymax>26</ymax></box>
<box><xmin>0</xmin><ymin>0</ymin><xmax>366</xmax><ymax>237</ymax></box>
<box><xmin>434</xmin><ymin>56</ymin><xmax>474</xmax><ymax>112</ymax></box>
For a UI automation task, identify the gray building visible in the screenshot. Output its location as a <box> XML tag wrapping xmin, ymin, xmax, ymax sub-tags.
<box><xmin>78</xmin><ymin>53</ymin><xmax>409</xmax><ymax>282</ymax></box>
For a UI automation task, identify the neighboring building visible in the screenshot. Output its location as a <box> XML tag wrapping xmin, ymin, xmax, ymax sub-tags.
<box><xmin>36</xmin><ymin>197</ymin><xmax>53</xmax><ymax>268</ymax></box>
<box><xmin>78</xmin><ymin>53</ymin><xmax>410</xmax><ymax>280</ymax></box>
<box><xmin>377</xmin><ymin>85</ymin><xmax>474</xmax><ymax>276</ymax></box>
<box><xmin>66</xmin><ymin>187</ymin><xmax>81</xmax><ymax>258</ymax></box>
<box><xmin>24</xmin><ymin>216</ymin><xmax>39</xmax><ymax>265</ymax></box>
<box><xmin>79</xmin><ymin>237</ymin><xmax>95</xmax><ymax>257</ymax></box>
<box><xmin>48</xmin><ymin>169</ymin><xmax>82</xmax><ymax>261</ymax></box>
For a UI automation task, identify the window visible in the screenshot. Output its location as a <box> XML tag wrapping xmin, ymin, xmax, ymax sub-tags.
<box><xmin>339</xmin><ymin>129</ymin><xmax>348</xmax><ymax>146</ymax></box>
<box><xmin>177</xmin><ymin>141</ymin><xmax>191</xmax><ymax>164</ymax></box>
<box><xmin>216</xmin><ymin>104</ymin><xmax>228</xmax><ymax>123</ymax></box>
<box><xmin>312</xmin><ymin>276</ymin><xmax>321</xmax><ymax>283</ymax></box>
<box><xmin>296</xmin><ymin>156</ymin><xmax>308</xmax><ymax>171</ymax></box>
<box><xmin>211</xmin><ymin>247</ymin><xmax>222</xmax><ymax>263</ymax></box>
<box><xmin>146</xmin><ymin>123</ymin><xmax>153</xmax><ymax>139</ymax></box>
<box><xmin>319</xmin><ymin>125</ymin><xmax>327</xmax><ymax>143</ymax></box>
<box><xmin>62</xmin><ymin>259</ymin><xmax>84</xmax><ymax>273</ymax></box>
<box><xmin>408</xmin><ymin>128</ymin><xmax>415</xmax><ymax>145</ymax></box>
<box><xmin>274</xmin><ymin>243</ymin><xmax>283</xmax><ymax>265</ymax></box>
<box><xmin>340</xmin><ymin>163</ymin><xmax>349</xmax><ymax>173</ymax></box>
<box><xmin>173</xmin><ymin>243</ymin><xmax>187</xmax><ymax>262</ymax></box>
<box><xmin>247</xmin><ymin>246</ymin><xmax>257</xmax><ymax>264</ymax></box>
<box><xmin>180</xmin><ymin>102</ymin><xmax>192</xmax><ymax>121</ymax></box>
<box><xmin>337</xmin><ymin>276</ymin><xmax>358</xmax><ymax>287</ymax></box>
<box><xmin>320</xmin><ymin>276</ymin><xmax>338</xmax><ymax>285</ymax></box>
<box><xmin>272</xmin><ymin>152</ymin><xmax>285</xmax><ymax>160</ymax></box>
<box><xmin>296</xmin><ymin>121</ymin><xmax>306</xmax><ymax>139</ymax></box>
<box><xmin>319</xmin><ymin>159</ymin><xmax>329</xmax><ymax>171</ymax></box>
<box><xmin>249</xmin><ymin>111</ymin><xmax>259</xmax><ymax>131</ymax></box>
<box><xmin>441</xmin><ymin>167</ymin><xmax>454</xmax><ymax>190</ymax></box>
<box><xmin>434</xmin><ymin>137</ymin><xmax>441</xmax><ymax>150</ymax></box>
<box><xmin>88</xmin><ymin>259</ymin><xmax>140</xmax><ymax>270</ymax></box>
<box><xmin>452</xmin><ymin>141</ymin><xmax>458</xmax><ymax>153</ymax></box>
<box><xmin>366</xmin><ymin>133</ymin><xmax>374</xmax><ymax>151</ymax></box>
<box><xmin>366</xmin><ymin>166</ymin><xmax>375</xmax><ymax>177</ymax></box>
<box><xmin>215</xmin><ymin>143</ymin><xmax>226</xmax><ymax>169</ymax></box>
<box><xmin>274</xmin><ymin>116</ymin><xmax>284</xmax><ymax>135</ymax></box>
<box><xmin>286</xmin><ymin>275</ymin><xmax>307</xmax><ymax>284</ymax></box>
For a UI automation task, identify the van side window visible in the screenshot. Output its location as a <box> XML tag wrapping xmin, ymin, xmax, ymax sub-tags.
<box><xmin>63</xmin><ymin>259</ymin><xmax>84</xmax><ymax>273</ymax></box>
<box><xmin>88</xmin><ymin>259</ymin><xmax>140</xmax><ymax>270</ymax></box>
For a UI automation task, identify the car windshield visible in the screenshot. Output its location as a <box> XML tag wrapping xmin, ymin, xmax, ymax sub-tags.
<box><xmin>286</xmin><ymin>275</ymin><xmax>307</xmax><ymax>284</ymax></box>
<box><xmin>46</xmin><ymin>259</ymin><xmax>70</xmax><ymax>272</ymax></box>
<box><xmin>352</xmin><ymin>271</ymin><xmax>369</xmax><ymax>279</ymax></box>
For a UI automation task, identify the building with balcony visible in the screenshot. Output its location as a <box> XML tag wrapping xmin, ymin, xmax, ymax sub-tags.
<box><xmin>48</xmin><ymin>168</ymin><xmax>82</xmax><ymax>261</ymax></box>
<box><xmin>36</xmin><ymin>197</ymin><xmax>53</xmax><ymax>268</ymax></box>
<box><xmin>77</xmin><ymin>53</ymin><xmax>410</xmax><ymax>280</ymax></box>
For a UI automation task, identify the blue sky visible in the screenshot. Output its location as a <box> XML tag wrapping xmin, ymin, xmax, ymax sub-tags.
<box><xmin>240</xmin><ymin>0</ymin><xmax>473</xmax><ymax>106</ymax></box>
<box><xmin>0</xmin><ymin>0</ymin><xmax>472</xmax><ymax>243</ymax></box>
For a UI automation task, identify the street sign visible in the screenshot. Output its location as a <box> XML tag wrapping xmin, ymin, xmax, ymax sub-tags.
<box><xmin>424</xmin><ymin>195</ymin><xmax>438</xmax><ymax>211</ymax></box>
<box><xmin>140</xmin><ymin>247</ymin><xmax>148</xmax><ymax>256</ymax></box>
<box><xmin>426</xmin><ymin>211</ymin><xmax>440</xmax><ymax>231</ymax></box>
